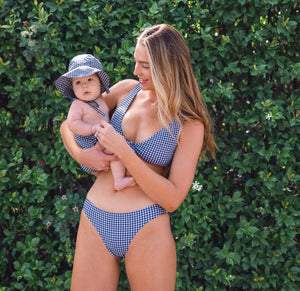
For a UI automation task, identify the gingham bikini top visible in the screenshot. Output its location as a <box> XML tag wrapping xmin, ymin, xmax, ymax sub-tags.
<box><xmin>110</xmin><ymin>83</ymin><xmax>181</xmax><ymax>167</ymax></box>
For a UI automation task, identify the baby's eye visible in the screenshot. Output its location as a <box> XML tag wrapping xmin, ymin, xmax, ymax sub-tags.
<box><xmin>88</xmin><ymin>78</ymin><xmax>93</xmax><ymax>81</ymax></box>
<box><xmin>75</xmin><ymin>80</ymin><xmax>81</xmax><ymax>85</ymax></box>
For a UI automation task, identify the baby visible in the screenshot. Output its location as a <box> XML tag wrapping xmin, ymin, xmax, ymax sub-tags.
<box><xmin>56</xmin><ymin>54</ymin><xmax>135</xmax><ymax>190</ymax></box>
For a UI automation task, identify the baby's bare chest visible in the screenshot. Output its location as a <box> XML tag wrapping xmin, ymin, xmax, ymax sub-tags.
<box><xmin>82</xmin><ymin>102</ymin><xmax>109</xmax><ymax>124</ymax></box>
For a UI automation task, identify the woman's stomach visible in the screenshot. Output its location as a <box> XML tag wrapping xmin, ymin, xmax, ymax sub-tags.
<box><xmin>86</xmin><ymin>165</ymin><xmax>168</xmax><ymax>213</ymax></box>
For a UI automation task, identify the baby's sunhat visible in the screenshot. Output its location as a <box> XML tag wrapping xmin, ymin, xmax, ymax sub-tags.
<box><xmin>56</xmin><ymin>54</ymin><xmax>110</xmax><ymax>99</ymax></box>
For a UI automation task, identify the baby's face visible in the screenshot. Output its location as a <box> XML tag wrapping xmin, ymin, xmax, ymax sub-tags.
<box><xmin>72</xmin><ymin>73</ymin><xmax>102</xmax><ymax>101</ymax></box>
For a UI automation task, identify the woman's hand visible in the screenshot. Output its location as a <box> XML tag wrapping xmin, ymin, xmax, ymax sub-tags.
<box><xmin>60</xmin><ymin>120</ymin><xmax>118</xmax><ymax>171</ymax></box>
<box><xmin>80</xmin><ymin>144</ymin><xmax>117</xmax><ymax>171</ymax></box>
<box><xmin>94</xmin><ymin>121</ymin><xmax>127</xmax><ymax>157</ymax></box>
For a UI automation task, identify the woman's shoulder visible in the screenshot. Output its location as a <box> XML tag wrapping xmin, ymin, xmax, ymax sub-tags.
<box><xmin>112</xmin><ymin>79</ymin><xmax>139</xmax><ymax>98</ymax></box>
<box><xmin>115</xmin><ymin>79</ymin><xmax>139</xmax><ymax>89</ymax></box>
<box><xmin>184</xmin><ymin>119</ymin><xmax>204</xmax><ymax>132</ymax></box>
<box><xmin>104</xmin><ymin>79</ymin><xmax>138</xmax><ymax>109</ymax></box>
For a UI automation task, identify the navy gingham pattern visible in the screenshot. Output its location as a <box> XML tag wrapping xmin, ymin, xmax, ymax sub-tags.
<box><xmin>74</xmin><ymin>134</ymin><xmax>97</xmax><ymax>173</ymax></box>
<box><xmin>83</xmin><ymin>198</ymin><xmax>167</xmax><ymax>258</ymax></box>
<box><xmin>55</xmin><ymin>54</ymin><xmax>110</xmax><ymax>99</ymax></box>
<box><xmin>110</xmin><ymin>83</ymin><xmax>181</xmax><ymax>167</ymax></box>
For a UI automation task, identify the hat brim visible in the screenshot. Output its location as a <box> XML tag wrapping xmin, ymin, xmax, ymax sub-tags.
<box><xmin>56</xmin><ymin>66</ymin><xmax>110</xmax><ymax>99</ymax></box>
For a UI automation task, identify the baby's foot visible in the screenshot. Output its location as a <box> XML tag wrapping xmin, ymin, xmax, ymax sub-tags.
<box><xmin>114</xmin><ymin>177</ymin><xmax>136</xmax><ymax>191</ymax></box>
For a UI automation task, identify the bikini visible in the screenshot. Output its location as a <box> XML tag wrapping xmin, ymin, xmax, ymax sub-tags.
<box><xmin>83</xmin><ymin>83</ymin><xmax>181</xmax><ymax>258</ymax></box>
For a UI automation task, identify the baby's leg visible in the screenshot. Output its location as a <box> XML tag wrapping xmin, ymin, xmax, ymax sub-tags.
<box><xmin>110</xmin><ymin>160</ymin><xmax>136</xmax><ymax>191</ymax></box>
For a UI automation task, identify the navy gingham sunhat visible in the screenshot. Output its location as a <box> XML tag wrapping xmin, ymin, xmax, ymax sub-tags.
<box><xmin>55</xmin><ymin>54</ymin><xmax>110</xmax><ymax>99</ymax></box>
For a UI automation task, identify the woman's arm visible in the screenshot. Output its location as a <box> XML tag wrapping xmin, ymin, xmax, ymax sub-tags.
<box><xmin>96</xmin><ymin>120</ymin><xmax>204</xmax><ymax>212</ymax></box>
<box><xmin>60</xmin><ymin>120</ymin><xmax>114</xmax><ymax>171</ymax></box>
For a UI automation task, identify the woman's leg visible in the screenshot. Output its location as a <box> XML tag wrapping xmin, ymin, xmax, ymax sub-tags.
<box><xmin>125</xmin><ymin>213</ymin><xmax>177</xmax><ymax>291</ymax></box>
<box><xmin>71</xmin><ymin>211</ymin><xmax>121</xmax><ymax>291</ymax></box>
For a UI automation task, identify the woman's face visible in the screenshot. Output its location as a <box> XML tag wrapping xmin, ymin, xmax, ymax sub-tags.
<box><xmin>133</xmin><ymin>43</ymin><xmax>154</xmax><ymax>92</ymax></box>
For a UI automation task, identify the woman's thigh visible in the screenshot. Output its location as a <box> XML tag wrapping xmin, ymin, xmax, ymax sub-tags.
<box><xmin>125</xmin><ymin>213</ymin><xmax>177</xmax><ymax>291</ymax></box>
<box><xmin>71</xmin><ymin>211</ymin><xmax>121</xmax><ymax>291</ymax></box>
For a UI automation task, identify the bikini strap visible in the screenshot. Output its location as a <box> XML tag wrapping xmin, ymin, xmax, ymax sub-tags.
<box><xmin>63</xmin><ymin>95</ymin><xmax>105</xmax><ymax>116</ymax></box>
<box><xmin>118</xmin><ymin>83</ymin><xmax>141</xmax><ymax>114</ymax></box>
<box><xmin>85</xmin><ymin>100</ymin><xmax>105</xmax><ymax>116</ymax></box>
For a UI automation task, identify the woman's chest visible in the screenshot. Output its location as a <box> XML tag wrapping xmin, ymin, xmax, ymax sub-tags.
<box><xmin>121</xmin><ymin>102</ymin><xmax>161</xmax><ymax>143</ymax></box>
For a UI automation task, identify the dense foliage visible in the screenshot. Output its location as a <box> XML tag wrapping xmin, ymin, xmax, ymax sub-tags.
<box><xmin>0</xmin><ymin>0</ymin><xmax>299</xmax><ymax>290</ymax></box>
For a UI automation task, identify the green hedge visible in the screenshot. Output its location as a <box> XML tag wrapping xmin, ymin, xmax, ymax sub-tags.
<box><xmin>0</xmin><ymin>0</ymin><xmax>299</xmax><ymax>290</ymax></box>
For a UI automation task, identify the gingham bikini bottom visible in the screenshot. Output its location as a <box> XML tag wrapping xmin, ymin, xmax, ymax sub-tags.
<box><xmin>83</xmin><ymin>198</ymin><xmax>167</xmax><ymax>259</ymax></box>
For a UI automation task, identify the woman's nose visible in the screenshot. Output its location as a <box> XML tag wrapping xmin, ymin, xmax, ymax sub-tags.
<box><xmin>133</xmin><ymin>64</ymin><xmax>140</xmax><ymax>76</ymax></box>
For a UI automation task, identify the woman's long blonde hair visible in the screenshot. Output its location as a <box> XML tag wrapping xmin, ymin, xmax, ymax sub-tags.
<box><xmin>137</xmin><ymin>24</ymin><xmax>217</xmax><ymax>159</ymax></box>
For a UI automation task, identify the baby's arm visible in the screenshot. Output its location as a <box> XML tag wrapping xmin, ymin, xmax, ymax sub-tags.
<box><xmin>67</xmin><ymin>100</ymin><xmax>94</xmax><ymax>136</ymax></box>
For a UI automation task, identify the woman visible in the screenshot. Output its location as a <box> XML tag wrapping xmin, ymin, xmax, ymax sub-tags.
<box><xmin>60</xmin><ymin>24</ymin><xmax>217</xmax><ymax>290</ymax></box>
